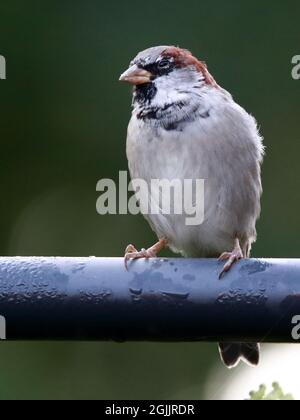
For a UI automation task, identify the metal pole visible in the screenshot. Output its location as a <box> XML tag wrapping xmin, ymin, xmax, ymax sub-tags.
<box><xmin>0</xmin><ymin>257</ymin><xmax>299</xmax><ymax>342</ymax></box>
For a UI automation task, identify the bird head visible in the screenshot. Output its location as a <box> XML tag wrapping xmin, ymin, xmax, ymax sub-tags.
<box><xmin>119</xmin><ymin>46</ymin><xmax>217</xmax><ymax>107</ymax></box>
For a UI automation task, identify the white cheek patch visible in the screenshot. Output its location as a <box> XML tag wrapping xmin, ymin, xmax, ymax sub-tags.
<box><xmin>153</xmin><ymin>82</ymin><xmax>182</xmax><ymax>108</ymax></box>
<box><xmin>150</xmin><ymin>69</ymin><xmax>203</xmax><ymax>108</ymax></box>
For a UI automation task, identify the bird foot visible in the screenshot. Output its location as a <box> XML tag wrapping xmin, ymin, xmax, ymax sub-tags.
<box><xmin>124</xmin><ymin>239</ymin><xmax>167</xmax><ymax>270</ymax></box>
<box><xmin>218</xmin><ymin>239</ymin><xmax>243</xmax><ymax>279</ymax></box>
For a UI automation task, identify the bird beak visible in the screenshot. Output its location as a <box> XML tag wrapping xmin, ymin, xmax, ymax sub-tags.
<box><xmin>119</xmin><ymin>64</ymin><xmax>152</xmax><ymax>85</ymax></box>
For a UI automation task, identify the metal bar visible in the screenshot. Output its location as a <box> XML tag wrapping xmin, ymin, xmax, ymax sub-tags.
<box><xmin>0</xmin><ymin>257</ymin><xmax>299</xmax><ymax>342</ymax></box>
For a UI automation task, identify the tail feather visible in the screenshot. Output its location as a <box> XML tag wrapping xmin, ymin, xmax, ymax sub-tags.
<box><xmin>218</xmin><ymin>343</ymin><xmax>260</xmax><ymax>368</ymax></box>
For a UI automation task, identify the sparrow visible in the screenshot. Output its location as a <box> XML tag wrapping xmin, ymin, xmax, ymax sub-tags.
<box><xmin>119</xmin><ymin>46</ymin><xmax>264</xmax><ymax>368</ymax></box>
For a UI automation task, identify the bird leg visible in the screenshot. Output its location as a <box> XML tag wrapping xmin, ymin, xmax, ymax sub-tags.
<box><xmin>124</xmin><ymin>238</ymin><xmax>167</xmax><ymax>270</ymax></box>
<box><xmin>218</xmin><ymin>238</ymin><xmax>244</xmax><ymax>279</ymax></box>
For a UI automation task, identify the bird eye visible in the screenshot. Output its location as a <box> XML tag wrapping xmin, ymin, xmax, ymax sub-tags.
<box><xmin>158</xmin><ymin>58</ymin><xmax>171</xmax><ymax>69</ymax></box>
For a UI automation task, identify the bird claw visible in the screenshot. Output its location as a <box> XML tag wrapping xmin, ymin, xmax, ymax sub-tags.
<box><xmin>124</xmin><ymin>245</ymin><xmax>157</xmax><ymax>270</ymax></box>
<box><xmin>218</xmin><ymin>252</ymin><xmax>232</xmax><ymax>262</ymax></box>
<box><xmin>218</xmin><ymin>247</ymin><xmax>243</xmax><ymax>279</ymax></box>
<box><xmin>124</xmin><ymin>239</ymin><xmax>167</xmax><ymax>271</ymax></box>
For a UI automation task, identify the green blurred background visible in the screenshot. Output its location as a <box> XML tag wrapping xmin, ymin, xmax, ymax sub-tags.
<box><xmin>0</xmin><ymin>0</ymin><xmax>299</xmax><ymax>400</ymax></box>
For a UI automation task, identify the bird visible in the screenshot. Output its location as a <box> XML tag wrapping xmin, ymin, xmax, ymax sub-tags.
<box><xmin>119</xmin><ymin>46</ymin><xmax>264</xmax><ymax>368</ymax></box>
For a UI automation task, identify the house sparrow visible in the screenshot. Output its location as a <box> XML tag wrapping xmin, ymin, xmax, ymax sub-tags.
<box><xmin>119</xmin><ymin>46</ymin><xmax>264</xmax><ymax>368</ymax></box>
